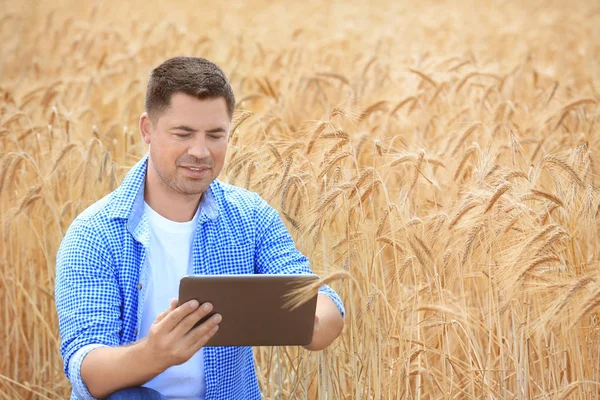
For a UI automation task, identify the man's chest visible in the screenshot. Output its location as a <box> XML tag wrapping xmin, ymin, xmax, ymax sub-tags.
<box><xmin>189</xmin><ymin>224</ymin><xmax>255</xmax><ymax>276</ymax></box>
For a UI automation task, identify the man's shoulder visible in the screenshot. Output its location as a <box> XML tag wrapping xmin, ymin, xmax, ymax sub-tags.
<box><xmin>76</xmin><ymin>193</ymin><xmax>112</xmax><ymax>221</ymax></box>
<box><xmin>212</xmin><ymin>180</ymin><xmax>264</xmax><ymax>211</ymax></box>
<box><xmin>66</xmin><ymin>191</ymin><xmax>121</xmax><ymax>237</ymax></box>
<box><xmin>57</xmin><ymin>191</ymin><xmax>124</xmax><ymax>262</ymax></box>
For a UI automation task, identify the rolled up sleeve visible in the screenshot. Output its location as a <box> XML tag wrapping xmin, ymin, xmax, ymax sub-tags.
<box><xmin>55</xmin><ymin>219</ymin><xmax>122</xmax><ymax>399</ymax></box>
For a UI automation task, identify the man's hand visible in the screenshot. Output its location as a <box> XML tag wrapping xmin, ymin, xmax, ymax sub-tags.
<box><xmin>143</xmin><ymin>298</ymin><xmax>221</xmax><ymax>371</ymax></box>
<box><xmin>304</xmin><ymin>294</ymin><xmax>344</xmax><ymax>351</ymax></box>
<box><xmin>81</xmin><ymin>299</ymin><xmax>221</xmax><ymax>399</ymax></box>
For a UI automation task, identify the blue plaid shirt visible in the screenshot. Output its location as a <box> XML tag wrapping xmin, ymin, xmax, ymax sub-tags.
<box><xmin>55</xmin><ymin>155</ymin><xmax>345</xmax><ymax>400</ymax></box>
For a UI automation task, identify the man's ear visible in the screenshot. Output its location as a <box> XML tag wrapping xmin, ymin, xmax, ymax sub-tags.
<box><xmin>139</xmin><ymin>112</ymin><xmax>153</xmax><ymax>145</ymax></box>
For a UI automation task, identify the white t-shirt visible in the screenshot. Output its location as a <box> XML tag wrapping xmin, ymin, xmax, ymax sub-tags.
<box><xmin>140</xmin><ymin>202</ymin><xmax>205</xmax><ymax>399</ymax></box>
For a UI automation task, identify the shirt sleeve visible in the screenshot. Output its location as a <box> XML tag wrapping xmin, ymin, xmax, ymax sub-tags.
<box><xmin>55</xmin><ymin>218</ymin><xmax>122</xmax><ymax>399</ymax></box>
<box><xmin>253</xmin><ymin>197</ymin><xmax>345</xmax><ymax>317</ymax></box>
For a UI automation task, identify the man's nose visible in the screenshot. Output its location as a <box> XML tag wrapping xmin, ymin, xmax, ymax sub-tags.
<box><xmin>188</xmin><ymin>135</ymin><xmax>210</xmax><ymax>159</ymax></box>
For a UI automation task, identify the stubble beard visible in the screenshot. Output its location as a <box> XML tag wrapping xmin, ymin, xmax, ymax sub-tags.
<box><xmin>150</xmin><ymin>160</ymin><xmax>211</xmax><ymax>199</ymax></box>
<box><xmin>166</xmin><ymin>168</ymin><xmax>212</xmax><ymax>197</ymax></box>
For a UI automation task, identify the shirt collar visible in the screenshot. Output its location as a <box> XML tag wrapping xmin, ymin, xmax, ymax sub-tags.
<box><xmin>108</xmin><ymin>154</ymin><xmax>220</xmax><ymax>227</ymax></box>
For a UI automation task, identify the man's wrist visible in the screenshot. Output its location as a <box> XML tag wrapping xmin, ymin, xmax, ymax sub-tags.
<box><xmin>132</xmin><ymin>338</ymin><xmax>166</xmax><ymax>377</ymax></box>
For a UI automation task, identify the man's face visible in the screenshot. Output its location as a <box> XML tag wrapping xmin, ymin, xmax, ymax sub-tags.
<box><xmin>141</xmin><ymin>93</ymin><xmax>231</xmax><ymax>198</ymax></box>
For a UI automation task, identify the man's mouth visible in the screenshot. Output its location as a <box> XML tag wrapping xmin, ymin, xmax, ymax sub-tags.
<box><xmin>181</xmin><ymin>165</ymin><xmax>211</xmax><ymax>171</ymax></box>
<box><xmin>180</xmin><ymin>165</ymin><xmax>212</xmax><ymax>178</ymax></box>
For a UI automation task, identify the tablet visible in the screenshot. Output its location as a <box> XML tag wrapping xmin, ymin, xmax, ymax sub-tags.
<box><xmin>178</xmin><ymin>274</ymin><xmax>319</xmax><ymax>347</ymax></box>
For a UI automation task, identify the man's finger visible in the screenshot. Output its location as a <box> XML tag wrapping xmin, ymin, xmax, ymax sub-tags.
<box><xmin>187</xmin><ymin>322</ymin><xmax>220</xmax><ymax>354</ymax></box>
<box><xmin>183</xmin><ymin>313</ymin><xmax>222</xmax><ymax>348</ymax></box>
<box><xmin>173</xmin><ymin>302</ymin><xmax>214</xmax><ymax>337</ymax></box>
<box><xmin>155</xmin><ymin>298</ymin><xmax>179</xmax><ymax>323</ymax></box>
<box><xmin>155</xmin><ymin>310</ymin><xmax>168</xmax><ymax>323</ymax></box>
<box><xmin>158</xmin><ymin>299</ymin><xmax>200</xmax><ymax>332</ymax></box>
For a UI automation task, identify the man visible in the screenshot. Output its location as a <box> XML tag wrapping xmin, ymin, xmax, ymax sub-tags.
<box><xmin>55</xmin><ymin>57</ymin><xmax>345</xmax><ymax>400</ymax></box>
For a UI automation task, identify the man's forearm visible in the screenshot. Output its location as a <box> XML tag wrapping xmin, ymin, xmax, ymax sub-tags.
<box><xmin>81</xmin><ymin>339</ymin><xmax>162</xmax><ymax>399</ymax></box>
<box><xmin>305</xmin><ymin>294</ymin><xmax>344</xmax><ymax>351</ymax></box>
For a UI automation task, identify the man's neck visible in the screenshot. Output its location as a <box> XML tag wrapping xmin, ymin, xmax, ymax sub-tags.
<box><xmin>144</xmin><ymin>167</ymin><xmax>202</xmax><ymax>223</ymax></box>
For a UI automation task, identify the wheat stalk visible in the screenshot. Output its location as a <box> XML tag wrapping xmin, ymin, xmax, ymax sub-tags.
<box><xmin>542</xmin><ymin>155</ymin><xmax>585</xmax><ymax>188</ymax></box>
<box><xmin>448</xmin><ymin>200</ymin><xmax>480</xmax><ymax>229</ymax></box>
<box><xmin>282</xmin><ymin>270</ymin><xmax>355</xmax><ymax>311</ymax></box>
<box><xmin>452</xmin><ymin>123</ymin><xmax>482</xmax><ymax>156</ymax></box>
<box><xmin>483</xmin><ymin>181</ymin><xmax>511</xmax><ymax>213</ymax></box>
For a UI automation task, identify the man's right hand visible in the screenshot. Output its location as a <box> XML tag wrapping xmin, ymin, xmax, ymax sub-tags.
<box><xmin>80</xmin><ymin>298</ymin><xmax>221</xmax><ymax>399</ymax></box>
<box><xmin>143</xmin><ymin>298</ymin><xmax>222</xmax><ymax>371</ymax></box>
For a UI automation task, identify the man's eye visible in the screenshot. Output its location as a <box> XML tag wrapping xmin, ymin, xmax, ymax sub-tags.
<box><xmin>175</xmin><ymin>133</ymin><xmax>191</xmax><ymax>139</ymax></box>
<box><xmin>208</xmin><ymin>135</ymin><xmax>222</xmax><ymax>139</ymax></box>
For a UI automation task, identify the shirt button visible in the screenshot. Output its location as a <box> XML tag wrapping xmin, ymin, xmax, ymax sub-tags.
<box><xmin>137</xmin><ymin>283</ymin><xmax>142</xmax><ymax>290</ymax></box>
<box><xmin>134</xmin><ymin>329</ymin><xmax>139</xmax><ymax>335</ymax></box>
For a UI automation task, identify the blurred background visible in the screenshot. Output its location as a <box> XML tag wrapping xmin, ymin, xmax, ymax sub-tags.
<box><xmin>1</xmin><ymin>0</ymin><xmax>599</xmax><ymax>398</ymax></box>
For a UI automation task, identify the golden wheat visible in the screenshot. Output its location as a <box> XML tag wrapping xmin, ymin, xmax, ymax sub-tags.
<box><xmin>1</xmin><ymin>1</ymin><xmax>599</xmax><ymax>399</ymax></box>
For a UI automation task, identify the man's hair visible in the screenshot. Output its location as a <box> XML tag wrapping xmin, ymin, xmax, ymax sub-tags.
<box><xmin>145</xmin><ymin>56</ymin><xmax>235</xmax><ymax>121</ymax></box>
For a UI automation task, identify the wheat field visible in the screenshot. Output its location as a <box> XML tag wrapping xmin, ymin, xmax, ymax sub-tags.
<box><xmin>1</xmin><ymin>0</ymin><xmax>600</xmax><ymax>398</ymax></box>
